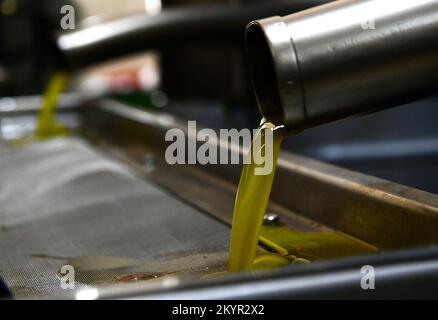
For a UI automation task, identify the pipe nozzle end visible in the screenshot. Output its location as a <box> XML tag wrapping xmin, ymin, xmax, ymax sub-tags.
<box><xmin>246</xmin><ymin>17</ymin><xmax>305</xmax><ymax>130</ymax></box>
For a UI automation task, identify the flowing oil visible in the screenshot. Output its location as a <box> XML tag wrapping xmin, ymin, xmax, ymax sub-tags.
<box><xmin>228</xmin><ymin>119</ymin><xmax>284</xmax><ymax>272</ymax></box>
<box><xmin>228</xmin><ymin>119</ymin><xmax>377</xmax><ymax>272</ymax></box>
<box><xmin>34</xmin><ymin>71</ymin><xmax>70</xmax><ymax>140</ymax></box>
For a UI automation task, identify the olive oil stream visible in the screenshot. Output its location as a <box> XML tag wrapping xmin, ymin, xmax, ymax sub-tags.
<box><xmin>228</xmin><ymin>120</ymin><xmax>377</xmax><ymax>272</ymax></box>
<box><xmin>35</xmin><ymin>71</ymin><xmax>69</xmax><ymax>140</ymax></box>
<box><xmin>228</xmin><ymin>120</ymin><xmax>284</xmax><ymax>272</ymax></box>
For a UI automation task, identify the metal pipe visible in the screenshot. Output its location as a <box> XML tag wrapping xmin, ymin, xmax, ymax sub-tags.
<box><xmin>57</xmin><ymin>1</ymin><xmax>331</xmax><ymax>69</ymax></box>
<box><xmin>57</xmin><ymin>246</ymin><xmax>438</xmax><ymax>299</ymax></box>
<box><xmin>246</xmin><ymin>0</ymin><xmax>438</xmax><ymax>132</ymax></box>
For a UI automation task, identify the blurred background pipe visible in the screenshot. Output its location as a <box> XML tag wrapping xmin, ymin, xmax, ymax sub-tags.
<box><xmin>57</xmin><ymin>1</ymin><xmax>331</xmax><ymax>70</ymax></box>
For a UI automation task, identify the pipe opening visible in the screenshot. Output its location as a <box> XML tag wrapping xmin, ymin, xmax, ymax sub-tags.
<box><xmin>246</xmin><ymin>21</ymin><xmax>284</xmax><ymax>125</ymax></box>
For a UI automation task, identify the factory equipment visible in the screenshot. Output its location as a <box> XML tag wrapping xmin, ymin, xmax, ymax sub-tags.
<box><xmin>1</xmin><ymin>0</ymin><xmax>438</xmax><ymax>300</ymax></box>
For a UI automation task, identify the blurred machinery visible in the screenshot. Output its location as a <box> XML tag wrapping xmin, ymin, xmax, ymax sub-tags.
<box><xmin>0</xmin><ymin>0</ymin><xmax>78</xmax><ymax>95</ymax></box>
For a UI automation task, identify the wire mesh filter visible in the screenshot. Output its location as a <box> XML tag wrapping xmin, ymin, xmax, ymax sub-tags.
<box><xmin>0</xmin><ymin>138</ymin><xmax>230</xmax><ymax>298</ymax></box>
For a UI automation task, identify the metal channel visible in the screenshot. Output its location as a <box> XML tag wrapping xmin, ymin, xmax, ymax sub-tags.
<box><xmin>81</xmin><ymin>100</ymin><xmax>438</xmax><ymax>249</ymax></box>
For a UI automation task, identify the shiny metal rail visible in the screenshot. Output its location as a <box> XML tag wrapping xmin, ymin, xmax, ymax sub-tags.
<box><xmin>82</xmin><ymin>99</ymin><xmax>438</xmax><ymax>250</ymax></box>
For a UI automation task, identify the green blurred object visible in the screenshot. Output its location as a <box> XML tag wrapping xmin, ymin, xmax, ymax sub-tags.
<box><xmin>107</xmin><ymin>92</ymin><xmax>159</xmax><ymax>111</ymax></box>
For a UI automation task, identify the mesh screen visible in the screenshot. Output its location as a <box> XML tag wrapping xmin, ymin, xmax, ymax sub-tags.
<box><xmin>0</xmin><ymin>138</ymin><xmax>229</xmax><ymax>298</ymax></box>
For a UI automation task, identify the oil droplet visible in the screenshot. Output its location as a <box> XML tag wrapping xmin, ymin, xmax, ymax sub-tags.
<box><xmin>252</xmin><ymin>253</ymin><xmax>292</xmax><ymax>271</ymax></box>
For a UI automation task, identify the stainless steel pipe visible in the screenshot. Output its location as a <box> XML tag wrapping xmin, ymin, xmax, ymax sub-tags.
<box><xmin>246</xmin><ymin>0</ymin><xmax>438</xmax><ymax>131</ymax></box>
